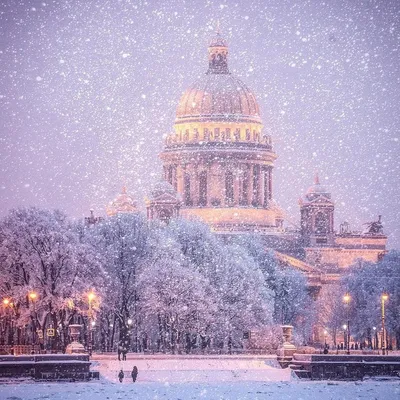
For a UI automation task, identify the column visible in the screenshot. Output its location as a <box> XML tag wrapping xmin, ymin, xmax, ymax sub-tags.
<box><xmin>176</xmin><ymin>165</ymin><xmax>184</xmax><ymax>196</ymax></box>
<box><xmin>247</xmin><ymin>164</ymin><xmax>253</xmax><ymax>206</ymax></box>
<box><xmin>264</xmin><ymin>169</ymin><xmax>269</xmax><ymax>207</ymax></box>
<box><xmin>259</xmin><ymin>166</ymin><xmax>265</xmax><ymax>208</ymax></box>
<box><xmin>268</xmin><ymin>167</ymin><xmax>273</xmax><ymax>200</ymax></box>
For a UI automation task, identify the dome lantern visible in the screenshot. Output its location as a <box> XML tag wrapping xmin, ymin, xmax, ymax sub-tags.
<box><xmin>207</xmin><ymin>25</ymin><xmax>229</xmax><ymax>75</ymax></box>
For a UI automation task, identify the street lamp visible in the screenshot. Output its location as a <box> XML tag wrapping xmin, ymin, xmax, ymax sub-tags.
<box><xmin>343</xmin><ymin>293</ymin><xmax>351</xmax><ymax>355</ymax></box>
<box><xmin>2</xmin><ymin>298</ymin><xmax>14</xmax><ymax>348</ymax></box>
<box><xmin>87</xmin><ymin>291</ymin><xmax>96</xmax><ymax>356</ymax></box>
<box><xmin>381</xmin><ymin>293</ymin><xmax>388</xmax><ymax>355</ymax></box>
<box><xmin>28</xmin><ymin>292</ymin><xmax>38</xmax><ymax>354</ymax></box>
<box><xmin>324</xmin><ymin>330</ymin><xmax>328</xmax><ymax>347</ymax></box>
<box><xmin>373</xmin><ymin>326</ymin><xmax>377</xmax><ymax>351</ymax></box>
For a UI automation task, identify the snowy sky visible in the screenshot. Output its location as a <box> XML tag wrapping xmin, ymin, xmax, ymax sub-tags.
<box><xmin>1</xmin><ymin>0</ymin><xmax>399</xmax><ymax>248</ymax></box>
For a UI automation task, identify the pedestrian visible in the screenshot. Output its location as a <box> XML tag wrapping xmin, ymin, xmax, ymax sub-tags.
<box><xmin>117</xmin><ymin>346</ymin><xmax>121</xmax><ymax>361</ymax></box>
<box><xmin>131</xmin><ymin>365</ymin><xmax>138</xmax><ymax>383</ymax></box>
<box><xmin>122</xmin><ymin>347</ymin><xmax>127</xmax><ymax>361</ymax></box>
<box><xmin>118</xmin><ymin>369</ymin><xmax>124</xmax><ymax>383</ymax></box>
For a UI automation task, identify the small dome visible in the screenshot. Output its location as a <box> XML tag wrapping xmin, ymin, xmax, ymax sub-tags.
<box><xmin>175</xmin><ymin>74</ymin><xmax>261</xmax><ymax>124</ymax></box>
<box><xmin>106</xmin><ymin>186</ymin><xmax>138</xmax><ymax>216</ymax></box>
<box><xmin>149</xmin><ymin>180</ymin><xmax>181</xmax><ymax>201</ymax></box>
<box><xmin>304</xmin><ymin>174</ymin><xmax>332</xmax><ymax>201</ymax></box>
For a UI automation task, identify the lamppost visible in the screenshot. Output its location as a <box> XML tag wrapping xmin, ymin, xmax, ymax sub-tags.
<box><xmin>343</xmin><ymin>293</ymin><xmax>351</xmax><ymax>355</ymax></box>
<box><xmin>87</xmin><ymin>291</ymin><xmax>96</xmax><ymax>356</ymax></box>
<box><xmin>127</xmin><ymin>318</ymin><xmax>133</xmax><ymax>353</ymax></box>
<box><xmin>381</xmin><ymin>293</ymin><xmax>388</xmax><ymax>355</ymax></box>
<box><xmin>29</xmin><ymin>292</ymin><xmax>38</xmax><ymax>354</ymax></box>
<box><xmin>372</xmin><ymin>326</ymin><xmax>377</xmax><ymax>351</ymax></box>
<box><xmin>2</xmin><ymin>298</ymin><xmax>14</xmax><ymax>348</ymax></box>
<box><xmin>343</xmin><ymin>324</ymin><xmax>347</xmax><ymax>351</ymax></box>
<box><xmin>324</xmin><ymin>330</ymin><xmax>328</xmax><ymax>347</ymax></box>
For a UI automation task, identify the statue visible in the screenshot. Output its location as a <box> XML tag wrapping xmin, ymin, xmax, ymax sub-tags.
<box><xmin>363</xmin><ymin>215</ymin><xmax>384</xmax><ymax>234</ymax></box>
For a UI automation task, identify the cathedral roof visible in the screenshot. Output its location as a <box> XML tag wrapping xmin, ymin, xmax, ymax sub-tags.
<box><xmin>175</xmin><ymin>29</ymin><xmax>261</xmax><ymax>125</ymax></box>
<box><xmin>148</xmin><ymin>180</ymin><xmax>181</xmax><ymax>202</ymax></box>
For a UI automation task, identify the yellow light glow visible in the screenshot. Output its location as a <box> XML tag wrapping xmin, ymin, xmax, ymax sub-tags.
<box><xmin>29</xmin><ymin>292</ymin><xmax>37</xmax><ymax>301</ymax></box>
<box><xmin>343</xmin><ymin>293</ymin><xmax>351</xmax><ymax>303</ymax></box>
<box><xmin>382</xmin><ymin>293</ymin><xmax>389</xmax><ymax>301</ymax></box>
<box><xmin>88</xmin><ymin>292</ymin><xmax>96</xmax><ymax>302</ymax></box>
<box><xmin>3</xmin><ymin>298</ymin><xmax>10</xmax><ymax>306</ymax></box>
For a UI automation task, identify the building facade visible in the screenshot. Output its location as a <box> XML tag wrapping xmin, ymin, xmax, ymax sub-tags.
<box><xmin>102</xmin><ymin>30</ymin><xmax>387</xmax><ymax>293</ymax></box>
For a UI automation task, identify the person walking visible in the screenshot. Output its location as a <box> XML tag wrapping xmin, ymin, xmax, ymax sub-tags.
<box><xmin>122</xmin><ymin>347</ymin><xmax>127</xmax><ymax>361</ymax></box>
<box><xmin>118</xmin><ymin>369</ymin><xmax>124</xmax><ymax>383</ymax></box>
<box><xmin>131</xmin><ymin>366</ymin><xmax>138</xmax><ymax>383</ymax></box>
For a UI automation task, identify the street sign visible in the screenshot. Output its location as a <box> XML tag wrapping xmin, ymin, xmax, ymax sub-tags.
<box><xmin>47</xmin><ymin>328</ymin><xmax>55</xmax><ymax>337</ymax></box>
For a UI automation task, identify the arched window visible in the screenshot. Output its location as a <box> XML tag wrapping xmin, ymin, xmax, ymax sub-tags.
<box><xmin>159</xmin><ymin>209</ymin><xmax>172</xmax><ymax>224</ymax></box>
<box><xmin>225</xmin><ymin>171</ymin><xmax>234</xmax><ymax>205</ymax></box>
<box><xmin>199</xmin><ymin>171</ymin><xmax>207</xmax><ymax>206</ymax></box>
<box><xmin>184</xmin><ymin>173</ymin><xmax>191</xmax><ymax>206</ymax></box>
<box><xmin>315</xmin><ymin>212</ymin><xmax>328</xmax><ymax>234</ymax></box>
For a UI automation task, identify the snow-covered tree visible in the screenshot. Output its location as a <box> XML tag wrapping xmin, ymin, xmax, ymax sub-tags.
<box><xmin>139</xmin><ymin>232</ymin><xmax>216</xmax><ymax>353</ymax></box>
<box><xmin>88</xmin><ymin>212</ymin><xmax>150</xmax><ymax>350</ymax></box>
<box><xmin>0</xmin><ymin>207</ymin><xmax>102</xmax><ymax>350</ymax></box>
<box><xmin>334</xmin><ymin>251</ymin><xmax>400</xmax><ymax>348</ymax></box>
<box><xmin>231</xmin><ymin>234</ymin><xmax>315</xmax><ymax>344</ymax></box>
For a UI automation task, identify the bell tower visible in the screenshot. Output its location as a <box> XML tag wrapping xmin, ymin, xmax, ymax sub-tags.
<box><xmin>299</xmin><ymin>174</ymin><xmax>335</xmax><ymax>246</ymax></box>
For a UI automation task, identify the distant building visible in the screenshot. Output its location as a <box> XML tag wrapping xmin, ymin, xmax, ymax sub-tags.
<box><xmin>97</xmin><ymin>29</ymin><xmax>387</xmax><ymax>343</ymax></box>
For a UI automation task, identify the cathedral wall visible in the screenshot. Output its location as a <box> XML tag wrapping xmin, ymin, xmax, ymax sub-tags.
<box><xmin>305</xmin><ymin>247</ymin><xmax>386</xmax><ymax>270</ymax></box>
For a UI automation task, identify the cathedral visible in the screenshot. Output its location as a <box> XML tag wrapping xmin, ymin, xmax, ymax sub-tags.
<box><xmin>99</xmin><ymin>29</ymin><xmax>387</xmax><ymax>300</ymax></box>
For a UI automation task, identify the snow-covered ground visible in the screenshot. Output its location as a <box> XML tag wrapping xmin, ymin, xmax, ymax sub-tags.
<box><xmin>2</xmin><ymin>379</ymin><xmax>399</xmax><ymax>400</ymax></box>
<box><xmin>1</xmin><ymin>356</ymin><xmax>399</xmax><ymax>399</ymax></box>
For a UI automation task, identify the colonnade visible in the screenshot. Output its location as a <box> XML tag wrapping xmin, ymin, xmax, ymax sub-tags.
<box><xmin>165</xmin><ymin>162</ymin><xmax>273</xmax><ymax>209</ymax></box>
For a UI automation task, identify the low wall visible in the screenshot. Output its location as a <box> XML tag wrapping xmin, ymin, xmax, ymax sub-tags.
<box><xmin>291</xmin><ymin>354</ymin><xmax>400</xmax><ymax>380</ymax></box>
<box><xmin>0</xmin><ymin>354</ymin><xmax>93</xmax><ymax>381</ymax></box>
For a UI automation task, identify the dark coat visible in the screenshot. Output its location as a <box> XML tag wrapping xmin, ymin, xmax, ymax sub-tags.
<box><xmin>131</xmin><ymin>366</ymin><xmax>138</xmax><ymax>382</ymax></box>
<box><xmin>118</xmin><ymin>370</ymin><xmax>124</xmax><ymax>382</ymax></box>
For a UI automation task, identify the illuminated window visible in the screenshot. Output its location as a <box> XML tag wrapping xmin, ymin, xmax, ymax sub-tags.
<box><xmin>246</xmin><ymin>129</ymin><xmax>251</xmax><ymax>141</ymax></box>
<box><xmin>226</xmin><ymin>128</ymin><xmax>231</xmax><ymax>141</ymax></box>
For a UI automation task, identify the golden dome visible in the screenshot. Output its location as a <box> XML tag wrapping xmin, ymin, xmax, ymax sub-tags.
<box><xmin>175</xmin><ymin>30</ymin><xmax>261</xmax><ymax>125</ymax></box>
<box><xmin>175</xmin><ymin>74</ymin><xmax>261</xmax><ymax>125</ymax></box>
